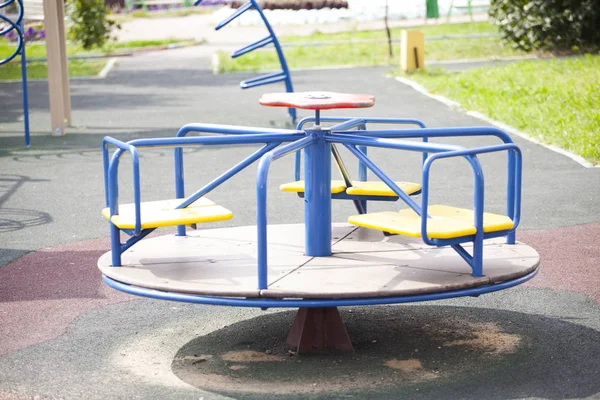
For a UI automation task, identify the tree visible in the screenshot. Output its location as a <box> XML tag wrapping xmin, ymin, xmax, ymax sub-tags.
<box><xmin>69</xmin><ymin>0</ymin><xmax>120</xmax><ymax>50</ymax></box>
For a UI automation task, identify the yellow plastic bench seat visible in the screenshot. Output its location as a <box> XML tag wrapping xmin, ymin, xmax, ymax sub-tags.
<box><xmin>101</xmin><ymin>198</ymin><xmax>233</xmax><ymax>230</ymax></box>
<box><xmin>348</xmin><ymin>205</ymin><xmax>514</xmax><ymax>239</ymax></box>
<box><xmin>279</xmin><ymin>180</ymin><xmax>421</xmax><ymax>196</ymax></box>
<box><xmin>345</xmin><ymin>181</ymin><xmax>421</xmax><ymax>197</ymax></box>
<box><xmin>280</xmin><ymin>180</ymin><xmax>348</xmax><ymax>194</ymax></box>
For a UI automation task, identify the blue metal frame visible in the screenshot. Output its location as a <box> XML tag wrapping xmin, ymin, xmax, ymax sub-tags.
<box><xmin>290</xmin><ymin>116</ymin><xmax>429</xmax><ymax>214</ymax></box>
<box><xmin>102</xmin><ymin>109</ymin><xmax>526</xmax><ymax>308</ymax></box>
<box><xmin>294</xmin><ymin>116</ymin><xmax>428</xmax><ymax>182</ymax></box>
<box><xmin>102</xmin><ymin>126</ymin><xmax>305</xmax><ymax>267</ymax></box>
<box><xmin>253</xmin><ymin>124</ymin><xmax>522</xmax><ymax>282</ymax></box>
<box><xmin>195</xmin><ymin>0</ymin><xmax>296</xmax><ymax>122</ymax></box>
<box><xmin>0</xmin><ymin>0</ymin><xmax>30</xmax><ymax>147</ymax></box>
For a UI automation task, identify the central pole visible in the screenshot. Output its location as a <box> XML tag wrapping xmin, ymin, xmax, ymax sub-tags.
<box><xmin>303</xmin><ymin>110</ymin><xmax>331</xmax><ymax>256</ymax></box>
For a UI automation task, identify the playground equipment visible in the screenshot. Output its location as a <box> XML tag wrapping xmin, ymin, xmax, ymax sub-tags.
<box><xmin>0</xmin><ymin>0</ymin><xmax>30</xmax><ymax>146</ymax></box>
<box><xmin>196</xmin><ymin>0</ymin><xmax>296</xmax><ymax>121</ymax></box>
<box><xmin>99</xmin><ymin>91</ymin><xmax>539</xmax><ymax>353</ymax></box>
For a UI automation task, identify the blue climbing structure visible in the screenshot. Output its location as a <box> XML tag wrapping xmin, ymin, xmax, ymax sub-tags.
<box><xmin>196</xmin><ymin>0</ymin><xmax>296</xmax><ymax>122</ymax></box>
<box><xmin>0</xmin><ymin>0</ymin><xmax>30</xmax><ymax>146</ymax></box>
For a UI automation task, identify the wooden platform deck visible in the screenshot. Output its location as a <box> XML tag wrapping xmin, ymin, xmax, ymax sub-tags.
<box><xmin>98</xmin><ymin>224</ymin><xmax>540</xmax><ymax>299</ymax></box>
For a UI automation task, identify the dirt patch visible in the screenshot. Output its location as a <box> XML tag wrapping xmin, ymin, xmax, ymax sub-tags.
<box><xmin>384</xmin><ymin>358</ymin><xmax>439</xmax><ymax>380</ymax></box>
<box><xmin>385</xmin><ymin>358</ymin><xmax>422</xmax><ymax>372</ymax></box>
<box><xmin>443</xmin><ymin>322</ymin><xmax>521</xmax><ymax>355</ymax></box>
<box><xmin>221</xmin><ymin>350</ymin><xmax>283</xmax><ymax>362</ymax></box>
<box><xmin>171</xmin><ymin>307</ymin><xmax>530</xmax><ymax>396</ymax></box>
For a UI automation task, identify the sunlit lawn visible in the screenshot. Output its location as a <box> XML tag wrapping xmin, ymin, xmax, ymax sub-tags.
<box><xmin>0</xmin><ymin>60</ymin><xmax>107</xmax><ymax>80</ymax></box>
<box><xmin>0</xmin><ymin>37</ymin><xmax>197</xmax><ymax>81</ymax></box>
<box><xmin>406</xmin><ymin>55</ymin><xmax>600</xmax><ymax>164</ymax></box>
<box><xmin>0</xmin><ymin>37</ymin><xmax>195</xmax><ymax>60</ymax></box>
<box><xmin>217</xmin><ymin>21</ymin><xmax>526</xmax><ymax>72</ymax></box>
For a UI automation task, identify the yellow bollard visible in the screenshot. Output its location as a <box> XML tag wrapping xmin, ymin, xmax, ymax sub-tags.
<box><xmin>400</xmin><ymin>30</ymin><xmax>425</xmax><ymax>72</ymax></box>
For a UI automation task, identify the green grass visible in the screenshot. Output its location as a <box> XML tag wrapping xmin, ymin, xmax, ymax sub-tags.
<box><xmin>216</xmin><ymin>21</ymin><xmax>527</xmax><ymax>73</ymax></box>
<box><xmin>406</xmin><ymin>55</ymin><xmax>600</xmax><ymax>164</ymax></box>
<box><xmin>0</xmin><ymin>37</ymin><xmax>197</xmax><ymax>81</ymax></box>
<box><xmin>0</xmin><ymin>38</ymin><xmax>196</xmax><ymax>60</ymax></box>
<box><xmin>282</xmin><ymin>21</ymin><xmax>498</xmax><ymax>42</ymax></box>
<box><xmin>0</xmin><ymin>60</ymin><xmax>107</xmax><ymax>80</ymax></box>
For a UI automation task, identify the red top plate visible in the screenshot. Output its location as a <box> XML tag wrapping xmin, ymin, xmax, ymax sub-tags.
<box><xmin>259</xmin><ymin>91</ymin><xmax>375</xmax><ymax>110</ymax></box>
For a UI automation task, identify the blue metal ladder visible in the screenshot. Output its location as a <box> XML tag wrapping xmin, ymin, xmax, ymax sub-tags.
<box><xmin>0</xmin><ymin>0</ymin><xmax>30</xmax><ymax>146</ymax></box>
<box><xmin>195</xmin><ymin>0</ymin><xmax>296</xmax><ymax>122</ymax></box>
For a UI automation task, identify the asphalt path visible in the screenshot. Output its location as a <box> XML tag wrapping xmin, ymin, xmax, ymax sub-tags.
<box><xmin>0</xmin><ymin>48</ymin><xmax>598</xmax><ymax>399</ymax></box>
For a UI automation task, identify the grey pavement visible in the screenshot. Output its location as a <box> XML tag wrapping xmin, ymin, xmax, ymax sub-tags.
<box><xmin>0</xmin><ymin>47</ymin><xmax>599</xmax><ymax>399</ymax></box>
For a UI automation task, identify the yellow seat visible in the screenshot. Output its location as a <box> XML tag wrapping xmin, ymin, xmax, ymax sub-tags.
<box><xmin>279</xmin><ymin>180</ymin><xmax>421</xmax><ymax>196</ymax></box>
<box><xmin>280</xmin><ymin>180</ymin><xmax>348</xmax><ymax>194</ymax></box>
<box><xmin>348</xmin><ymin>205</ymin><xmax>513</xmax><ymax>239</ymax></box>
<box><xmin>345</xmin><ymin>181</ymin><xmax>421</xmax><ymax>196</ymax></box>
<box><xmin>101</xmin><ymin>198</ymin><xmax>233</xmax><ymax>230</ymax></box>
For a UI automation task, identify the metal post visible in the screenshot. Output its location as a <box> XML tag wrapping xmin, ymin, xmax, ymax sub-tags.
<box><xmin>357</xmin><ymin>123</ymin><xmax>367</xmax><ymax>213</ymax></box>
<box><xmin>19</xmin><ymin>19</ymin><xmax>30</xmax><ymax>147</ymax></box>
<box><xmin>304</xmin><ymin>125</ymin><xmax>331</xmax><ymax>257</ymax></box>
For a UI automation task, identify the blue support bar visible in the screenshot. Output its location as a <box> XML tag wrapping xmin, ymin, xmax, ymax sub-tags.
<box><xmin>129</xmin><ymin>132</ymin><xmax>305</xmax><ymax>148</ymax></box>
<box><xmin>19</xmin><ymin>19</ymin><xmax>29</xmax><ymax>147</ymax></box>
<box><xmin>335</xmin><ymin>126</ymin><xmax>512</xmax><ymax>144</ymax></box>
<box><xmin>196</xmin><ymin>0</ymin><xmax>296</xmax><ymax>122</ymax></box>
<box><xmin>1</xmin><ymin>0</ymin><xmax>29</xmax><ymax>147</ymax></box>
<box><xmin>357</xmin><ymin>124</ymin><xmax>368</xmax><ymax>213</ymax></box>
<box><xmin>174</xmin><ymin>142</ymin><xmax>280</xmax><ymax>236</ymax></box>
<box><xmin>173</xmin><ymin>122</ymin><xmax>301</xmax><ymax>237</ymax></box>
<box><xmin>176</xmin><ymin>142</ymin><xmax>280</xmax><ymax>209</ymax></box>
<box><xmin>344</xmin><ymin>144</ymin><xmax>424</xmax><ymax>216</ymax></box>
<box><xmin>215</xmin><ymin>1</ymin><xmax>253</xmax><ymax>30</ymax></box>
<box><xmin>176</xmin><ymin>122</ymin><xmax>303</xmax><ymax>137</ymax></box>
<box><xmin>506</xmin><ymin>150</ymin><xmax>516</xmax><ymax>244</ymax></box>
<box><xmin>304</xmin><ymin>130</ymin><xmax>332</xmax><ymax>256</ymax></box>
<box><xmin>329</xmin><ymin>118</ymin><xmax>365</xmax><ymax>131</ymax></box>
<box><xmin>242</xmin><ymin>71</ymin><xmax>285</xmax><ymax>85</ymax></box>
<box><xmin>241</xmin><ymin>74</ymin><xmax>287</xmax><ymax>89</ymax></box>
<box><xmin>253</xmin><ymin>0</ymin><xmax>295</xmax><ymax>122</ymax></box>
<box><xmin>298</xmin><ymin>116</ymin><xmax>426</xmax><ymax>131</ymax></box>
<box><xmin>294</xmin><ymin>117</ymin><xmax>428</xmax><ymax>185</ymax></box>
<box><xmin>257</xmin><ymin>135</ymin><xmax>316</xmax><ymax>289</ymax></box>
<box><xmin>174</xmin><ymin>145</ymin><xmax>185</xmax><ymax>236</ymax></box>
<box><xmin>231</xmin><ymin>36</ymin><xmax>274</xmax><ymax>58</ymax></box>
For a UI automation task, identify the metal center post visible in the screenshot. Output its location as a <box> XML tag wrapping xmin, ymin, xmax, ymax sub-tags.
<box><xmin>303</xmin><ymin>109</ymin><xmax>332</xmax><ymax>256</ymax></box>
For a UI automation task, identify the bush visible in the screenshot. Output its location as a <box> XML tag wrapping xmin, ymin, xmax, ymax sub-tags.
<box><xmin>489</xmin><ymin>0</ymin><xmax>600</xmax><ymax>52</ymax></box>
<box><xmin>69</xmin><ymin>0</ymin><xmax>120</xmax><ymax>50</ymax></box>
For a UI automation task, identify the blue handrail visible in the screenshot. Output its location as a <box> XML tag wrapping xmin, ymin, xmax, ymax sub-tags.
<box><xmin>0</xmin><ymin>0</ymin><xmax>30</xmax><ymax>147</ymax></box>
<box><xmin>195</xmin><ymin>0</ymin><xmax>296</xmax><ymax>122</ymax></box>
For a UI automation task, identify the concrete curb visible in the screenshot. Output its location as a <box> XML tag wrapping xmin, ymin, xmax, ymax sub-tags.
<box><xmin>395</xmin><ymin>76</ymin><xmax>598</xmax><ymax>169</ymax></box>
<box><xmin>98</xmin><ymin>58</ymin><xmax>117</xmax><ymax>78</ymax></box>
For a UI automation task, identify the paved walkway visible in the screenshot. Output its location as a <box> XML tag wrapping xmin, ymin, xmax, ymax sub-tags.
<box><xmin>0</xmin><ymin>48</ymin><xmax>599</xmax><ymax>399</ymax></box>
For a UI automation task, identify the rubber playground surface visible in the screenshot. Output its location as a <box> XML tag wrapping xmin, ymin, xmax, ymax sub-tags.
<box><xmin>0</xmin><ymin>49</ymin><xmax>599</xmax><ymax>399</ymax></box>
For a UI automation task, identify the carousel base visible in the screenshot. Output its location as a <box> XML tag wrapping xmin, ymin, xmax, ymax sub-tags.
<box><xmin>99</xmin><ymin>224</ymin><xmax>539</xmax><ymax>353</ymax></box>
<box><xmin>99</xmin><ymin>224</ymin><xmax>539</xmax><ymax>301</ymax></box>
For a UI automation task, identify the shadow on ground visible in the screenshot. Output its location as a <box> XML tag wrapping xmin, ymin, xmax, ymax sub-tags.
<box><xmin>173</xmin><ymin>305</ymin><xmax>600</xmax><ymax>400</ymax></box>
